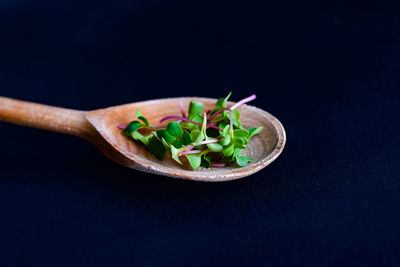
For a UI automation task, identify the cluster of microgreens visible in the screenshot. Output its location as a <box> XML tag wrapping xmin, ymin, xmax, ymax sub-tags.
<box><xmin>118</xmin><ymin>93</ymin><xmax>263</xmax><ymax>170</ymax></box>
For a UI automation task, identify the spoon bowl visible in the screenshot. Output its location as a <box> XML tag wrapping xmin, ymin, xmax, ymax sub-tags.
<box><xmin>0</xmin><ymin>96</ymin><xmax>286</xmax><ymax>182</ymax></box>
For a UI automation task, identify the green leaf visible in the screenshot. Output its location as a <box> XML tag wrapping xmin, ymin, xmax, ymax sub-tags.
<box><xmin>224</xmin><ymin>91</ymin><xmax>232</xmax><ymax>102</ymax></box>
<box><xmin>236</xmin><ymin>144</ymin><xmax>246</xmax><ymax>150</ymax></box>
<box><xmin>185</xmin><ymin>154</ymin><xmax>202</xmax><ymax>170</ymax></box>
<box><xmin>223</xmin><ymin>110</ymin><xmax>230</xmax><ymax>121</ymax></box>
<box><xmin>132</xmin><ymin>131</ymin><xmax>151</xmax><ymax>146</ymax></box>
<box><xmin>236</xmin><ymin>154</ymin><xmax>253</xmax><ymax>167</ymax></box>
<box><xmin>166</xmin><ymin>121</ymin><xmax>183</xmax><ymax>137</ymax></box>
<box><xmin>191</xmin><ymin>114</ymin><xmax>203</xmax><ymax>124</ymax></box>
<box><xmin>156</xmin><ymin>129</ymin><xmax>176</xmax><ymax>143</ymax></box>
<box><xmin>188</xmin><ymin>101</ymin><xmax>204</xmax><ymax>119</ymax></box>
<box><xmin>222</xmin><ymin>125</ymin><xmax>230</xmax><ymax>137</ymax></box>
<box><xmin>202</xmin><ymin>154</ymin><xmax>212</xmax><ymax>168</ymax></box>
<box><xmin>233</xmin><ymin>148</ymin><xmax>243</xmax><ymax>159</ymax></box>
<box><xmin>234</xmin><ymin>129</ymin><xmax>249</xmax><ymax>138</ymax></box>
<box><xmin>216</xmin><ymin>91</ymin><xmax>232</xmax><ymax>108</ymax></box>
<box><xmin>223</xmin><ymin>144</ymin><xmax>234</xmax><ymax>157</ymax></box>
<box><xmin>233</xmin><ymin>136</ymin><xmax>245</xmax><ymax>145</ymax></box>
<box><xmin>191</xmin><ymin>129</ymin><xmax>205</xmax><ymax>145</ymax></box>
<box><xmin>248</xmin><ymin>126</ymin><xmax>263</xmax><ymax>139</ymax></box>
<box><xmin>160</xmin><ymin>137</ymin><xmax>171</xmax><ymax>149</ymax></box>
<box><xmin>136</xmin><ymin>110</ymin><xmax>149</xmax><ymax>126</ymax></box>
<box><xmin>170</xmin><ymin>145</ymin><xmax>183</xmax><ymax>164</ymax></box>
<box><xmin>217</xmin><ymin>121</ymin><xmax>228</xmax><ymax>131</ymax></box>
<box><xmin>182</xmin><ymin>131</ymin><xmax>192</xmax><ymax>145</ymax></box>
<box><xmin>215</xmin><ymin>99</ymin><xmax>224</xmax><ymax>108</ymax></box>
<box><xmin>183</xmin><ymin>114</ymin><xmax>203</xmax><ymax>131</ymax></box>
<box><xmin>231</xmin><ymin>109</ymin><xmax>241</xmax><ymax>127</ymax></box>
<box><xmin>201</xmin><ymin>112</ymin><xmax>207</xmax><ymax>137</ymax></box>
<box><xmin>219</xmin><ymin>135</ymin><xmax>231</xmax><ymax>146</ymax></box>
<box><xmin>147</xmin><ymin>136</ymin><xmax>166</xmax><ymax>160</ymax></box>
<box><xmin>172</xmin><ymin>138</ymin><xmax>183</xmax><ymax>148</ymax></box>
<box><xmin>207</xmin><ymin>142</ymin><xmax>223</xmax><ymax>152</ymax></box>
<box><xmin>122</xmin><ymin>121</ymin><xmax>143</xmax><ymax>135</ymax></box>
<box><xmin>233</xmin><ymin>136</ymin><xmax>246</xmax><ymax>149</ymax></box>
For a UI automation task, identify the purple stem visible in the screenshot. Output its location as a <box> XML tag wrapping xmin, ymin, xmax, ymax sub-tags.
<box><xmin>230</xmin><ymin>94</ymin><xmax>256</xmax><ymax>110</ymax></box>
<box><xmin>179</xmin><ymin>101</ymin><xmax>186</xmax><ymax>118</ymax></box>
<box><xmin>208</xmin><ymin>107</ymin><xmax>230</xmax><ymax>122</ymax></box>
<box><xmin>206</xmin><ymin>122</ymin><xmax>217</xmax><ymax>129</ymax></box>
<box><xmin>211</xmin><ymin>163</ymin><xmax>226</xmax><ymax>167</ymax></box>
<box><xmin>206</xmin><ymin>125</ymin><xmax>223</xmax><ymax>131</ymax></box>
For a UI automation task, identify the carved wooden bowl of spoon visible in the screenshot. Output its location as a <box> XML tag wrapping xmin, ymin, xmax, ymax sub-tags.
<box><xmin>0</xmin><ymin>96</ymin><xmax>286</xmax><ymax>182</ymax></box>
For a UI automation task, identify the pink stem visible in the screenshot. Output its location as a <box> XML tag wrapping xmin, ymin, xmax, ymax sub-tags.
<box><xmin>181</xmin><ymin>145</ymin><xmax>194</xmax><ymax>152</ymax></box>
<box><xmin>211</xmin><ymin>163</ymin><xmax>226</xmax><ymax>167</ymax></box>
<box><xmin>118</xmin><ymin>124</ymin><xmax>126</xmax><ymax>130</ymax></box>
<box><xmin>179</xmin><ymin>138</ymin><xmax>220</xmax><ymax>156</ymax></box>
<box><xmin>179</xmin><ymin>150</ymin><xmax>202</xmax><ymax>156</ymax></box>
<box><xmin>160</xmin><ymin>116</ymin><xmax>202</xmax><ymax>125</ymax></box>
<box><xmin>179</xmin><ymin>101</ymin><xmax>186</xmax><ymax>118</ymax></box>
<box><xmin>200</xmin><ymin>138</ymin><xmax>219</xmax><ymax>144</ymax></box>
<box><xmin>230</xmin><ymin>94</ymin><xmax>256</xmax><ymax>110</ymax></box>
<box><xmin>229</xmin><ymin>109</ymin><xmax>233</xmax><ymax>131</ymax></box>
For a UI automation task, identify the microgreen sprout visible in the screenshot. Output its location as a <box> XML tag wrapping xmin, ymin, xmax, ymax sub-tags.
<box><xmin>118</xmin><ymin>93</ymin><xmax>263</xmax><ymax>170</ymax></box>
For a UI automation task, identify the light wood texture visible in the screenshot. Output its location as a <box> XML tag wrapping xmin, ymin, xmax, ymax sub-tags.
<box><xmin>0</xmin><ymin>96</ymin><xmax>286</xmax><ymax>182</ymax></box>
<box><xmin>0</xmin><ymin>97</ymin><xmax>92</xmax><ymax>138</ymax></box>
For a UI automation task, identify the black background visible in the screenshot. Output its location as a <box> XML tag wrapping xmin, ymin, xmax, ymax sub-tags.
<box><xmin>1</xmin><ymin>0</ymin><xmax>399</xmax><ymax>266</ymax></box>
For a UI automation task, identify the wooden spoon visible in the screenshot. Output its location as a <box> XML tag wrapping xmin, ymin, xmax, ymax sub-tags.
<box><xmin>0</xmin><ymin>96</ymin><xmax>286</xmax><ymax>182</ymax></box>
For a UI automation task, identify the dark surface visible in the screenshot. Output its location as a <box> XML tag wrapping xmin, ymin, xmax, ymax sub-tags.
<box><xmin>1</xmin><ymin>0</ymin><xmax>399</xmax><ymax>266</ymax></box>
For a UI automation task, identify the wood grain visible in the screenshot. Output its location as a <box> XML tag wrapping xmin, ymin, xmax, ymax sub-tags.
<box><xmin>0</xmin><ymin>96</ymin><xmax>286</xmax><ymax>182</ymax></box>
<box><xmin>87</xmin><ymin>97</ymin><xmax>286</xmax><ymax>181</ymax></box>
<box><xmin>0</xmin><ymin>97</ymin><xmax>92</xmax><ymax>139</ymax></box>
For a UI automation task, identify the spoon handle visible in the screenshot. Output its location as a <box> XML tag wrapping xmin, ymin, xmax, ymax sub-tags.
<box><xmin>0</xmin><ymin>96</ymin><xmax>93</xmax><ymax>139</ymax></box>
